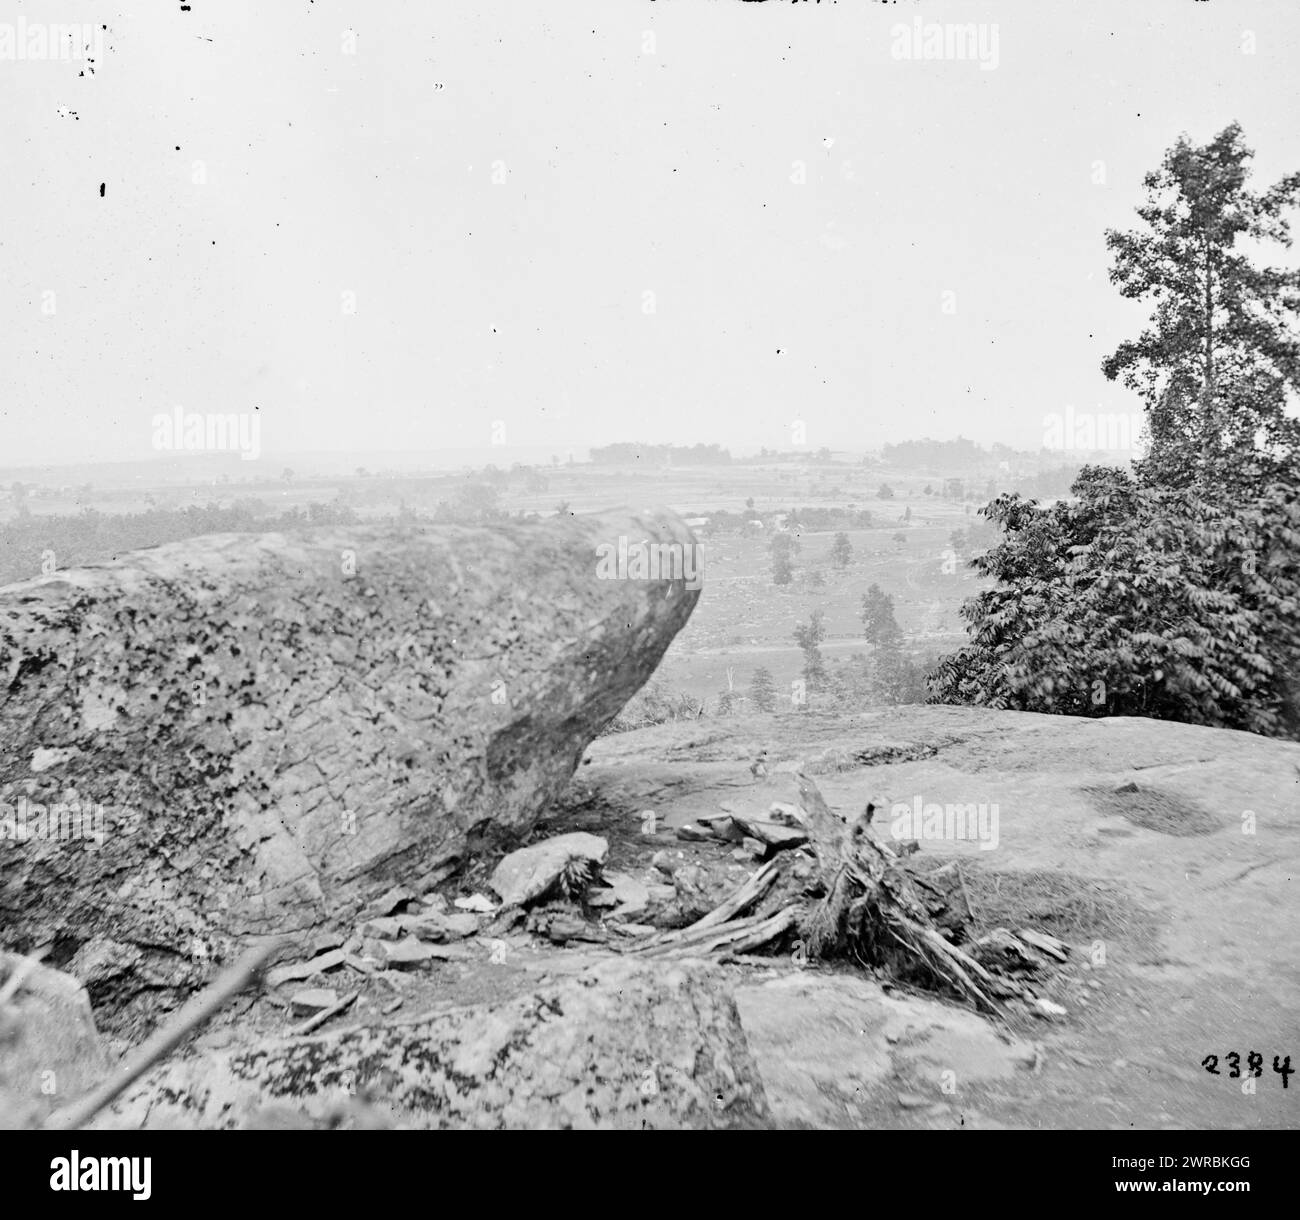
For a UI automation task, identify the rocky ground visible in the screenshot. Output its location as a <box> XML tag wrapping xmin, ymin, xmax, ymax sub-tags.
<box><xmin>566</xmin><ymin>705</ymin><xmax>1300</xmax><ymax>1129</ymax></box>
<box><xmin>9</xmin><ymin>703</ymin><xmax>1294</xmax><ymax>1130</ymax></box>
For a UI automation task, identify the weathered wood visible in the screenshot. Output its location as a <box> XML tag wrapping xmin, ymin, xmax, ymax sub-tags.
<box><xmin>665</xmin><ymin>771</ymin><xmax>1040</xmax><ymax>1015</ymax></box>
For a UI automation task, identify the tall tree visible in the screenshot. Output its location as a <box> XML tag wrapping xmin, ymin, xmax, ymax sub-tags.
<box><xmin>769</xmin><ymin>531</ymin><xmax>798</xmax><ymax>585</ymax></box>
<box><xmin>793</xmin><ymin>610</ymin><xmax>828</xmax><ymax>690</ymax></box>
<box><xmin>1102</xmin><ymin>122</ymin><xmax>1300</xmax><ymax>483</ymax></box>
<box><xmin>749</xmin><ymin>667</ymin><xmax>777</xmax><ymax>713</ymax></box>
<box><xmin>932</xmin><ymin>126</ymin><xmax>1300</xmax><ymax>740</ymax></box>
<box><xmin>860</xmin><ymin>584</ymin><xmax>902</xmax><ymax>648</ymax></box>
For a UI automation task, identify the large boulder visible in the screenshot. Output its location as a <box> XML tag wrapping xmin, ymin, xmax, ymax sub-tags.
<box><xmin>0</xmin><ymin>510</ymin><xmax>701</xmax><ymax>1032</ymax></box>
<box><xmin>93</xmin><ymin>958</ymin><xmax>767</xmax><ymax>1130</ymax></box>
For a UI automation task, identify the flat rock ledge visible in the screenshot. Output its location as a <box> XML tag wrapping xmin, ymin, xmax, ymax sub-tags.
<box><xmin>93</xmin><ymin>958</ymin><xmax>768</xmax><ymax>1130</ymax></box>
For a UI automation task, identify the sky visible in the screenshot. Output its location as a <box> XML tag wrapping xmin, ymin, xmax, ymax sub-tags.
<box><xmin>3</xmin><ymin>0</ymin><xmax>1300</xmax><ymax>468</ymax></box>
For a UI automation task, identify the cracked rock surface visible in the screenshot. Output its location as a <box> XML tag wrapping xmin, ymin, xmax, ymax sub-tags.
<box><xmin>94</xmin><ymin>957</ymin><xmax>768</xmax><ymax>1130</ymax></box>
<box><xmin>0</xmin><ymin>509</ymin><xmax>699</xmax><ymax>1034</ymax></box>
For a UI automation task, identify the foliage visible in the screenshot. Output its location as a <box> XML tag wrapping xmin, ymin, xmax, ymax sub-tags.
<box><xmin>1102</xmin><ymin>121</ymin><xmax>1300</xmax><ymax>486</ymax></box>
<box><xmin>769</xmin><ymin>531</ymin><xmax>798</xmax><ymax>585</ymax></box>
<box><xmin>860</xmin><ymin>583</ymin><xmax>902</xmax><ymax>648</ymax></box>
<box><xmin>793</xmin><ymin>610</ymin><xmax>828</xmax><ymax>689</ymax></box>
<box><xmin>749</xmin><ymin>666</ymin><xmax>778</xmax><ymax>713</ymax></box>
<box><xmin>928</xmin><ymin>463</ymin><xmax>1300</xmax><ymax>737</ymax></box>
<box><xmin>601</xmin><ymin>681</ymin><xmax>704</xmax><ymax>733</ymax></box>
<box><xmin>589</xmin><ymin>442</ymin><xmax>732</xmax><ymax>466</ymax></box>
<box><xmin>826</xmin><ymin>648</ymin><xmax>927</xmax><ymax>708</ymax></box>
<box><xmin>935</xmin><ymin>124</ymin><xmax>1300</xmax><ymax>740</ymax></box>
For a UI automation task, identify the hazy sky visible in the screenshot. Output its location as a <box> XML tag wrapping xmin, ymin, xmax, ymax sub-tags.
<box><xmin>4</xmin><ymin>0</ymin><xmax>1300</xmax><ymax>467</ymax></box>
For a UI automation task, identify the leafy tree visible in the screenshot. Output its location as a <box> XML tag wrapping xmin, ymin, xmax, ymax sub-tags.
<box><xmin>829</xmin><ymin>531</ymin><xmax>853</xmax><ymax>569</ymax></box>
<box><xmin>793</xmin><ymin>610</ymin><xmax>828</xmax><ymax>689</ymax></box>
<box><xmin>928</xmin><ymin>463</ymin><xmax>1300</xmax><ymax>737</ymax></box>
<box><xmin>903</xmin><ymin>506</ymin><xmax>912</xmax><ymax>523</ymax></box>
<box><xmin>892</xmin><ymin>531</ymin><xmax>907</xmax><ymax>547</ymax></box>
<box><xmin>717</xmin><ymin>689</ymin><xmax>734</xmax><ymax>716</ymax></box>
<box><xmin>826</xmin><ymin>645</ymin><xmax>926</xmax><ymax>709</ymax></box>
<box><xmin>769</xmin><ymin>531</ymin><xmax>798</xmax><ymax>585</ymax></box>
<box><xmin>1102</xmin><ymin>121</ymin><xmax>1300</xmax><ymax>485</ymax></box>
<box><xmin>878</xmin><ymin>483</ymin><xmax>895</xmax><ymax>500</ymax></box>
<box><xmin>932</xmin><ymin>126</ymin><xmax>1300</xmax><ymax>739</ymax></box>
<box><xmin>860</xmin><ymin>584</ymin><xmax>902</xmax><ymax>648</ymax></box>
<box><xmin>749</xmin><ymin>666</ymin><xmax>778</xmax><ymax>713</ymax></box>
<box><xmin>856</xmin><ymin>584</ymin><xmax>922</xmax><ymax>704</ymax></box>
<box><xmin>924</xmin><ymin>484</ymin><xmax>933</xmax><ymax>495</ymax></box>
<box><xmin>873</xmin><ymin>645</ymin><xmax>925</xmax><ymax>706</ymax></box>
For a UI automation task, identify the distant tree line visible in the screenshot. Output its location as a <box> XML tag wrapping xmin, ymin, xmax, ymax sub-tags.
<box><xmin>881</xmin><ymin>436</ymin><xmax>1019</xmax><ymax>469</ymax></box>
<box><xmin>0</xmin><ymin>485</ymin><xmax>532</xmax><ymax>587</ymax></box>
<box><xmin>785</xmin><ymin>506</ymin><xmax>874</xmax><ymax>531</ymax></box>
<box><xmin>588</xmin><ymin>442</ymin><xmax>732</xmax><ymax>466</ymax></box>
<box><xmin>0</xmin><ymin>501</ymin><xmax>365</xmax><ymax>587</ymax></box>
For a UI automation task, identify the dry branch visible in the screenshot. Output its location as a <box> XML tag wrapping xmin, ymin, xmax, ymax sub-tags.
<box><xmin>43</xmin><ymin>941</ymin><xmax>279</xmax><ymax>1130</ymax></box>
<box><xmin>643</xmin><ymin>771</ymin><xmax>1034</xmax><ymax>1015</ymax></box>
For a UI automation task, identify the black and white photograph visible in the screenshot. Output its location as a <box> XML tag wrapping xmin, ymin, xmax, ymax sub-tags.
<box><xmin>1</xmin><ymin>0</ymin><xmax>1297</xmax><ymax>1193</ymax></box>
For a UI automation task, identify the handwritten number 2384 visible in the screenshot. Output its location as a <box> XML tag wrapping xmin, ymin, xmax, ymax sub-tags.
<box><xmin>1201</xmin><ymin>1052</ymin><xmax>1292</xmax><ymax>1087</ymax></box>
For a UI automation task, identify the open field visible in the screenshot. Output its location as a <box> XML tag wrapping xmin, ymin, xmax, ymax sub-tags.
<box><xmin>1</xmin><ymin>456</ymin><xmax>1018</xmax><ymax>706</ymax></box>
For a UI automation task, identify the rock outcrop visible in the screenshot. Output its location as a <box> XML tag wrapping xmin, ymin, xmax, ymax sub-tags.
<box><xmin>0</xmin><ymin>510</ymin><xmax>700</xmax><ymax>1031</ymax></box>
<box><xmin>94</xmin><ymin>958</ymin><xmax>767</xmax><ymax>1130</ymax></box>
<box><xmin>0</xmin><ymin>953</ymin><xmax>109</xmax><ymax>1127</ymax></box>
<box><xmin>570</xmin><ymin>706</ymin><xmax>1300</xmax><ymax>1129</ymax></box>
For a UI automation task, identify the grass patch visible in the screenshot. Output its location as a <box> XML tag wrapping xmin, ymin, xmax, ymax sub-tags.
<box><xmin>1083</xmin><ymin>784</ymin><xmax>1219</xmax><ymax>836</ymax></box>
<box><xmin>907</xmin><ymin>857</ymin><xmax>1146</xmax><ymax>941</ymax></box>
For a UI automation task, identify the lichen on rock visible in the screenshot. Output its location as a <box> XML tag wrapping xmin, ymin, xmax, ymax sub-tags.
<box><xmin>0</xmin><ymin>509</ymin><xmax>701</xmax><ymax>1034</ymax></box>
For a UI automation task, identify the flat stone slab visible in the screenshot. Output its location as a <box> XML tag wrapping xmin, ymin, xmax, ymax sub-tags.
<box><xmin>734</xmin><ymin>970</ymin><xmax>1035</xmax><ymax>1129</ymax></box>
<box><xmin>94</xmin><ymin>958</ymin><xmax>768</xmax><ymax>1130</ymax></box>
